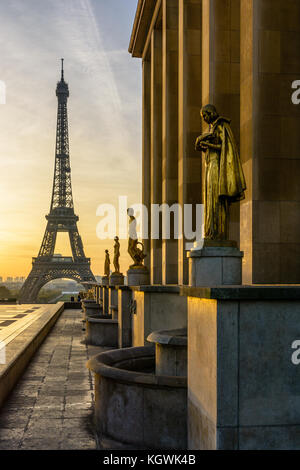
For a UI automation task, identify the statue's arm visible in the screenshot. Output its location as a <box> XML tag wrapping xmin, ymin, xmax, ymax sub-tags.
<box><xmin>203</xmin><ymin>142</ymin><xmax>222</xmax><ymax>150</ymax></box>
<box><xmin>195</xmin><ymin>136</ymin><xmax>208</xmax><ymax>152</ymax></box>
<box><xmin>202</xmin><ymin>125</ymin><xmax>222</xmax><ymax>150</ymax></box>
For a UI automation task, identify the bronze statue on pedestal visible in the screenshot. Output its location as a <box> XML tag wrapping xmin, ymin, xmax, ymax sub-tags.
<box><xmin>195</xmin><ymin>104</ymin><xmax>246</xmax><ymax>241</ymax></box>
<box><xmin>127</xmin><ymin>208</ymin><xmax>146</xmax><ymax>268</ymax></box>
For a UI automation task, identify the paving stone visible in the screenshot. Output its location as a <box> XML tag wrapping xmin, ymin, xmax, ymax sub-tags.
<box><xmin>16</xmin><ymin>390</ymin><xmax>39</xmax><ymax>398</ymax></box>
<box><xmin>20</xmin><ymin>438</ymin><xmax>62</xmax><ymax>450</ymax></box>
<box><xmin>0</xmin><ymin>439</ymin><xmax>21</xmax><ymax>450</ymax></box>
<box><xmin>62</xmin><ymin>417</ymin><xmax>92</xmax><ymax>430</ymax></box>
<box><xmin>5</xmin><ymin>397</ymin><xmax>37</xmax><ymax>407</ymax></box>
<box><xmin>60</xmin><ymin>438</ymin><xmax>96</xmax><ymax>450</ymax></box>
<box><xmin>26</xmin><ymin>418</ymin><xmax>63</xmax><ymax>429</ymax></box>
<box><xmin>66</xmin><ymin>388</ymin><xmax>92</xmax><ymax>394</ymax></box>
<box><xmin>0</xmin><ymin>428</ymin><xmax>24</xmax><ymax>441</ymax></box>
<box><xmin>30</xmin><ymin>410</ymin><xmax>63</xmax><ymax>420</ymax></box>
<box><xmin>24</xmin><ymin>428</ymin><xmax>63</xmax><ymax>440</ymax></box>
<box><xmin>0</xmin><ymin>415</ymin><xmax>29</xmax><ymax>427</ymax></box>
<box><xmin>63</xmin><ymin>408</ymin><xmax>94</xmax><ymax>418</ymax></box>
<box><xmin>38</xmin><ymin>390</ymin><xmax>66</xmax><ymax>397</ymax></box>
<box><xmin>19</xmin><ymin>377</ymin><xmax>45</xmax><ymax>383</ymax></box>
<box><xmin>35</xmin><ymin>397</ymin><xmax>64</xmax><ymax>407</ymax></box>
<box><xmin>34</xmin><ymin>404</ymin><xmax>64</xmax><ymax>412</ymax></box>
<box><xmin>64</xmin><ymin>403</ymin><xmax>93</xmax><ymax>412</ymax></box>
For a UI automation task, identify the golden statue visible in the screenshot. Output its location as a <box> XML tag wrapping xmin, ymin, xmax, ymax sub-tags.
<box><xmin>127</xmin><ymin>208</ymin><xmax>146</xmax><ymax>267</ymax></box>
<box><xmin>195</xmin><ymin>104</ymin><xmax>246</xmax><ymax>241</ymax></box>
<box><xmin>113</xmin><ymin>236</ymin><xmax>120</xmax><ymax>273</ymax></box>
<box><xmin>86</xmin><ymin>289</ymin><xmax>94</xmax><ymax>300</ymax></box>
<box><xmin>104</xmin><ymin>249</ymin><xmax>110</xmax><ymax>277</ymax></box>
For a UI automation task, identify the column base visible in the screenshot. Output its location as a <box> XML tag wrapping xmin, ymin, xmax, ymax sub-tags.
<box><xmin>188</xmin><ymin>241</ymin><xmax>243</xmax><ymax>286</ymax></box>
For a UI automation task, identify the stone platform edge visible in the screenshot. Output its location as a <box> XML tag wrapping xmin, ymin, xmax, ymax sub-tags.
<box><xmin>180</xmin><ymin>285</ymin><xmax>300</xmax><ymax>300</ymax></box>
<box><xmin>0</xmin><ymin>302</ymin><xmax>65</xmax><ymax>409</ymax></box>
<box><xmin>111</xmin><ymin>285</ymin><xmax>180</xmax><ymax>293</ymax></box>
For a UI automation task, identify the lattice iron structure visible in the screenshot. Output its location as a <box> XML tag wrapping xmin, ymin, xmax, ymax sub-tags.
<box><xmin>19</xmin><ymin>61</ymin><xmax>96</xmax><ymax>303</ymax></box>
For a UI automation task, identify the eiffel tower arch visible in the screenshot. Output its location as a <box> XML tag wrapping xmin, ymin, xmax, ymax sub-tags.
<box><xmin>19</xmin><ymin>60</ymin><xmax>96</xmax><ymax>303</ymax></box>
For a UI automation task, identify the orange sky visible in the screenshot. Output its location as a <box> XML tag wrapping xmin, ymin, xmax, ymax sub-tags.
<box><xmin>0</xmin><ymin>0</ymin><xmax>142</xmax><ymax>279</ymax></box>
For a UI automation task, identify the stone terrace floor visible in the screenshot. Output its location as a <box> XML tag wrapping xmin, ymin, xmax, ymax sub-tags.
<box><xmin>0</xmin><ymin>308</ymin><xmax>104</xmax><ymax>450</ymax></box>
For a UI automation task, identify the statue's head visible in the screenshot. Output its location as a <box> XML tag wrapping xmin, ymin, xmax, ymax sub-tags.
<box><xmin>127</xmin><ymin>207</ymin><xmax>134</xmax><ymax>217</ymax></box>
<box><xmin>114</xmin><ymin>236</ymin><xmax>119</xmax><ymax>241</ymax></box>
<box><xmin>201</xmin><ymin>104</ymin><xmax>219</xmax><ymax>124</ymax></box>
<box><xmin>105</xmin><ymin>249</ymin><xmax>109</xmax><ymax>254</ymax></box>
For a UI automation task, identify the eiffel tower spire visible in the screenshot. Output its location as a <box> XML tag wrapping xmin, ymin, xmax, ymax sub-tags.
<box><xmin>51</xmin><ymin>57</ymin><xmax>73</xmax><ymax>211</ymax></box>
<box><xmin>19</xmin><ymin>61</ymin><xmax>96</xmax><ymax>303</ymax></box>
<box><xmin>61</xmin><ymin>57</ymin><xmax>64</xmax><ymax>81</ymax></box>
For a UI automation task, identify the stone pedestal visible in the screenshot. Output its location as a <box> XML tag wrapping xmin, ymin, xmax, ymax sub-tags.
<box><xmin>86</xmin><ymin>318</ymin><xmax>118</xmax><ymax>347</ymax></box>
<box><xmin>181</xmin><ymin>286</ymin><xmax>300</xmax><ymax>450</ymax></box>
<box><xmin>131</xmin><ymin>286</ymin><xmax>187</xmax><ymax>347</ymax></box>
<box><xmin>101</xmin><ymin>276</ymin><xmax>109</xmax><ymax>286</ymax></box>
<box><xmin>109</xmin><ymin>273</ymin><xmax>124</xmax><ymax>286</ymax></box>
<box><xmin>84</xmin><ymin>302</ymin><xmax>102</xmax><ymax>317</ymax></box>
<box><xmin>127</xmin><ymin>266</ymin><xmax>150</xmax><ymax>286</ymax></box>
<box><xmin>147</xmin><ymin>328</ymin><xmax>187</xmax><ymax>377</ymax></box>
<box><xmin>188</xmin><ymin>241</ymin><xmax>243</xmax><ymax>287</ymax></box>
<box><xmin>81</xmin><ymin>299</ymin><xmax>96</xmax><ymax>318</ymax></box>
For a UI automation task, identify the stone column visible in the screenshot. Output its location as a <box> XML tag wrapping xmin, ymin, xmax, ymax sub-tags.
<box><xmin>240</xmin><ymin>0</ymin><xmax>300</xmax><ymax>283</ymax></box>
<box><xmin>108</xmin><ymin>286</ymin><xmax>118</xmax><ymax>320</ymax></box>
<box><xmin>202</xmin><ymin>0</ymin><xmax>241</xmax><ymax>244</ymax></box>
<box><xmin>178</xmin><ymin>0</ymin><xmax>203</xmax><ymax>285</ymax></box>
<box><xmin>150</xmin><ymin>27</ymin><xmax>163</xmax><ymax>285</ymax></box>
<box><xmin>103</xmin><ymin>287</ymin><xmax>109</xmax><ymax>316</ymax></box>
<box><xmin>118</xmin><ymin>287</ymin><xmax>132</xmax><ymax>348</ymax></box>
<box><xmin>162</xmin><ymin>0</ymin><xmax>179</xmax><ymax>285</ymax></box>
<box><xmin>95</xmin><ymin>286</ymin><xmax>100</xmax><ymax>304</ymax></box>
<box><xmin>142</xmin><ymin>57</ymin><xmax>151</xmax><ymax>274</ymax></box>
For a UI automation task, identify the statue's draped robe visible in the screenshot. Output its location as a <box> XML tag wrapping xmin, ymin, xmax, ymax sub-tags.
<box><xmin>204</xmin><ymin>117</ymin><xmax>246</xmax><ymax>240</ymax></box>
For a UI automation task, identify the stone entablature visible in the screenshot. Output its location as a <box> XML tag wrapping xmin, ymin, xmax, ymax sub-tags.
<box><xmin>129</xmin><ymin>0</ymin><xmax>158</xmax><ymax>58</ymax></box>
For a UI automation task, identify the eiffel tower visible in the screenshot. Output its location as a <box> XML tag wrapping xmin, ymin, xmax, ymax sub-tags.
<box><xmin>19</xmin><ymin>60</ymin><xmax>96</xmax><ymax>303</ymax></box>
